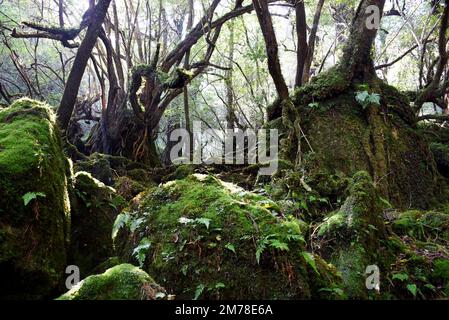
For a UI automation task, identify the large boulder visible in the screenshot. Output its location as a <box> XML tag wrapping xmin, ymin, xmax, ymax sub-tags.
<box><xmin>69</xmin><ymin>172</ymin><xmax>126</xmax><ymax>277</ymax></box>
<box><xmin>291</xmin><ymin>71</ymin><xmax>443</xmax><ymax>209</ymax></box>
<box><xmin>114</xmin><ymin>174</ymin><xmax>343</xmax><ymax>299</ymax></box>
<box><xmin>0</xmin><ymin>98</ymin><xmax>70</xmax><ymax>299</ymax></box>
<box><xmin>57</xmin><ymin>264</ymin><xmax>167</xmax><ymax>300</ymax></box>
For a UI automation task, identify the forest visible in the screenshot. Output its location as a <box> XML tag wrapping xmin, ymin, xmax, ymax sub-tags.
<box><xmin>1</xmin><ymin>0</ymin><xmax>449</xmax><ymax>301</ymax></box>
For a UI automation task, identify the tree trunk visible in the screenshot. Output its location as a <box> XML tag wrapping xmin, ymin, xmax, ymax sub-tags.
<box><xmin>295</xmin><ymin>0</ymin><xmax>308</xmax><ymax>87</ymax></box>
<box><xmin>252</xmin><ymin>0</ymin><xmax>289</xmax><ymax>101</ymax></box>
<box><xmin>57</xmin><ymin>0</ymin><xmax>112</xmax><ymax>131</ymax></box>
<box><xmin>338</xmin><ymin>0</ymin><xmax>386</xmax><ymax>82</ymax></box>
<box><xmin>302</xmin><ymin>0</ymin><xmax>325</xmax><ymax>84</ymax></box>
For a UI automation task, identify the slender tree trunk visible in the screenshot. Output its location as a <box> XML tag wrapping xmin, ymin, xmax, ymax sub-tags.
<box><xmin>302</xmin><ymin>0</ymin><xmax>325</xmax><ymax>84</ymax></box>
<box><xmin>226</xmin><ymin>21</ymin><xmax>237</xmax><ymax>128</ymax></box>
<box><xmin>295</xmin><ymin>0</ymin><xmax>308</xmax><ymax>87</ymax></box>
<box><xmin>339</xmin><ymin>0</ymin><xmax>386</xmax><ymax>82</ymax></box>
<box><xmin>57</xmin><ymin>0</ymin><xmax>112</xmax><ymax>131</ymax></box>
<box><xmin>183</xmin><ymin>0</ymin><xmax>194</xmax><ymax>161</ymax></box>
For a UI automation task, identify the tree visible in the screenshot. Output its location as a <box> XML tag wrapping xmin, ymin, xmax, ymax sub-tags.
<box><xmin>57</xmin><ymin>0</ymin><xmax>112</xmax><ymax>131</ymax></box>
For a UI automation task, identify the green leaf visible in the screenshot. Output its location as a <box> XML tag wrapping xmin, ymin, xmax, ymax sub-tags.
<box><xmin>380</xmin><ymin>197</ymin><xmax>393</xmax><ymax>208</ymax></box>
<box><xmin>301</xmin><ymin>251</ymin><xmax>319</xmax><ymax>275</ymax></box>
<box><xmin>367</xmin><ymin>93</ymin><xmax>381</xmax><ymax>105</ymax></box>
<box><xmin>225</xmin><ymin>243</ymin><xmax>236</xmax><ymax>254</ymax></box>
<box><xmin>392</xmin><ymin>273</ymin><xmax>409</xmax><ymax>282</ymax></box>
<box><xmin>181</xmin><ymin>265</ymin><xmax>189</xmax><ymax>276</ymax></box>
<box><xmin>112</xmin><ymin>212</ymin><xmax>131</xmax><ymax>239</ymax></box>
<box><xmin>269</xmin><ymin>239</ymin><xmax>289</xmax><ymax>251</ymax></box>
<box><xmin>195</xmin><ymin>218</ymin><xmax>211</xmax><ymax>229</ymax></box>
<box><xmin>355</xmin><ymin>91</ymin><xmax>370</xmax><ymax>105</ymax></box>
<box><xmin>215</xmin><ymin>282</ymin><xmax>225</xmax><ymax>289</ymax></box>
<box><xmin>406</xmin><ymin>283</ymin><xmax>418</xmax><ymax>297</ymax></box>
<box><xmin>255</xmin><ymin>241</ymin><xmax>267</xmax><ymax>265</ymax></box>
<box><xmin>132</xmin><ymin>237</ymin><xmax>152</xmax><ymax>267</ymax></box>
<box><xmin>194</xmin><ymin>284</ymin><xmax>205</xmax><ymax>300</ymax></box>
<box><xmin>130</xmin><ymin>217</ymin><xmax>146</xmax><ymax>233</ymax></box>
<box><xmin>22</xmin><ymin>192</ymin><xmax>46</xmax><ymax>206</ymax></box>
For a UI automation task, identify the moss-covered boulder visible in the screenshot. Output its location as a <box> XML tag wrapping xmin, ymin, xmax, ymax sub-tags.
<box><xmin>114</xmin><ymin>174</ymin><xmax>343</xmax><ymax>299</ymax></box>
<box><xmin>114</xmin><ymin>176</ymin><xmax>147</xmax><ymax>201</ymax></box>
<box><xmin>290</xmin><ymin>71</ymin><xmax>442</xmax><ymax>209</ymax></box>
<box><xmin>316</xmin><ymin>171</ymin><xmax>387</xmax><ymax>298</ymax></box>
<box><xmin>392</xmin><ymin>210</ymin><xmax>449</xmax><ymax>242</ymax></box>
<box><xmin>0</xmin><ymin>98</ymin><xmax>70</xmax><ymax>299</ymax></box>
<box><xmin>69</xmin><ymin>172</ymin><xmax>125</xmax><ymax>276</ymax></box>
<box><xmin>57</xmin><ymin>264</ymin><xmax>167</xmax><ymax>300</ymax></box>
<box><xmin>74</xmin><ymin>152</ymin><xmax>154</xmax><ymax>187</ymax></box>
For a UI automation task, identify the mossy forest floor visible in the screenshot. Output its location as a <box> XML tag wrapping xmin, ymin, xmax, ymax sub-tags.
<box><xmin>1</xmin><ymin>98</ymin><xmax>449</xmax><ymax>300</ymax></box>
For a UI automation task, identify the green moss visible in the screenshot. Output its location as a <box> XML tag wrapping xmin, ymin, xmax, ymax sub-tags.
<box><xmin>115</xmin><ymin>174</ymin><xmax>341</xmax><ymax>299</ymax></box>
<box><xmin>164</xmin><ymin>164</ymin><xmax>195</xmax><ymax>181</ymax></box>
<box><xmin>56</xmin><ymin>264</ymin><xmax>166</xmax><ymax>300</ymax></box>
<box><xmin>316</xmin><ymin>172</ymin><xmax>386</xmax><ymax>298</ymax></box>
<box><xmin>74</xmin><ymin>153</ymin><xmax>115</xmax><ymax>186</ymax></box>
<box><xmin>393</xmin><ymin>210</ymin><xmax>449</xmax><ymax>241</ymax></box>
<box><xmin>293</xmin><ymin>67</ymin><xmax>350</xmax><ymax>106</ymax></box>
<box><xmin>294</xmin><ymin>78</ymin><xmax>441</xmax><ymax>209</ymax></box>
<box><xmin>115</xmin><ymin>176</ymin><xmax>146</xmax><ymax>201</ymax></box>
<box><xmin>70</xmin><ymin>172</ymin><xmax>125</xmax><ymax>276</ymax></box>
<box><xmin>0</xmin><ymin>98</ymin><xmax>70</xmax><ymax>299</ymax></box>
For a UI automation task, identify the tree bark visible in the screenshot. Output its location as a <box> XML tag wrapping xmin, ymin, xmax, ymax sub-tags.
<box><xmin>339</xmin><ymin>0</ymin><xmax>386</xmax><ymax>82</ymax></box>
<box><xmin>302</xmin><ymin>0</ymin><xmax>325</xmax><ymax>84</ymax></box>
<box><xmin>252</xmin><ymin>0</ymin><xmax>289</xmax><ymax>101</ymax></box>
<box><xmin>295</xmin><ymin>0</ymin><xmax>308</xmax><ymax>87</ymax></box>
<box><xmin>57</xmin><ymin>0</ymin><xmax>112</xmax><ymax>131</ymax></box>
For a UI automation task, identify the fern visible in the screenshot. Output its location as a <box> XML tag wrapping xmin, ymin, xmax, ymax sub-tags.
<box><xmin>112</xmin><ymin>212</ymin><xmax>131</xmax><ymax>239</ymax></box>
<box><xmin>132</xmin><ymin>237</ymin><xmax>152</xmax><ymax>267</ymax></box>
<box><xmin>22</xmin><ymin>192</ymin><xmax>46</xmax><ymax>206</ymax></box>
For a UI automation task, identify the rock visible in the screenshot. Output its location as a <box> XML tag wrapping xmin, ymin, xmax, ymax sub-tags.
<box><xmin>114</xmin><ymin>176</ymin><xmax>147</xmax><ymax>201</ymax></box>
<box><xmin>57</xmin><ymin>264</ymin><xmax>167</xmax><ymax>300</ymax></box>
<box><xmin>114</xmin><ymin>174</ymin><xmax>343</xmax><ymax>299</ymax></box>
<box><xmin>393</xmin><ymin>210</ymin><xmax>449</xmax><ymax>242</ymax></box>
<box><xmin>74</xmin><ymin>153</ymin><xmax>115</xmax><ymax>186</ymax></box>
<box><xmin>316</xmin><ymin>171</ymin><xmax>387</xmax><ymax>298</ymax></box>
<box><xmin>0</xmin><ymin>98</ymin><xmax>70</xmax><ymax>299</ymax></box>
<box><xmin>69</xmin><ymin>172</ymin><xmax>125</xmax><ymax>276</ymax></box>
<box><xmin>291</xmin><ymin>73</ymin><xmax>443</xmax><ymax>209</ymax></box>
<box><xmin>74</xmin><ymin>152</ymin><xmax>153</xmax><ymax>187</ymax></box>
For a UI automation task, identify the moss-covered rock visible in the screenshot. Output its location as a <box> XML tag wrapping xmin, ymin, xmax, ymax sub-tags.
<box><xmin>316</xmin><ymin>172</ymin><xmax>387</xmax><ymax>298</ymax></box>
<box><xmin>114</xmin><ymin>176</ymin><xmax>147</xmax><ymax>201</ymax></box>
<box><xmin>69</xmin><ymin>172</ymin><xmax>125</xmax><ymax>276</ymax></box>
<box><xmin>291</xmin><ymin>74</ymin><xmax>442</xmax><ymax>209</ymax></box>
<box><xmin>114</xmin><ymin>174</ymin><xmax>343</xmax><ymax>299</ymax></box>
<box><xmin>74</xmin><ymin>153</ymin><xmax>116</xmax><ymax>186</ymax></box>
<box><xmin>57</xmin><ymin>264</ymin><xmax>167</xmax><ymax>300</ymax></box>
<box><xmin>0</xmin><ymin>98</ymin><xmax>70</xmax><ymax>299</ymax></box>
<box><xmin>392</xmin><ymin>210</ymin><xmax>449</xmax><ymax>242</ymax></box>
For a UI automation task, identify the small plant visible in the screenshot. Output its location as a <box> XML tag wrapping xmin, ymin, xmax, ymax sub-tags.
<box><xmin>22</xmin><ymin>192</ymin><xmax>46</xmax><ymax>206</ymax></box>
<box><xmin>132</xmin><ymin>237</ymin><xmax>152</xmax><ymax>267</ymax></box>
<box><xmin>307</xmin><ymin>102</ymin><xmax>320</xmax><ymax>109</ymax></box>
<box><xmin>355</xmin><ymin>90</ymin><xmax>381</xmax><ymax>109</ymax></box>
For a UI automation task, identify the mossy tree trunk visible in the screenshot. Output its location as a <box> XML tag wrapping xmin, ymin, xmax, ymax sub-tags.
<box><xmin>337</xmin><ymin>0</ymin><xmax>386</xmax><ymax>83</ymax></box>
